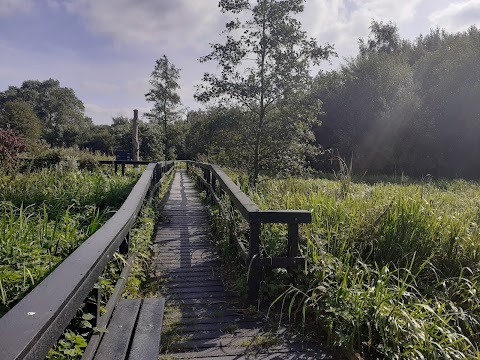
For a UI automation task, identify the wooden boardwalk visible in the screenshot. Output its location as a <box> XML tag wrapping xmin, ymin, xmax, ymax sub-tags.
<box><xmin>154</xmin><ymin>170</ymin><xmax>335</xmax><ymax>359</ymax></box>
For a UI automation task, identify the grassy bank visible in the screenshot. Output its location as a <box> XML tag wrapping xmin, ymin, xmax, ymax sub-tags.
<box><xmin>213</xmin><ymin>172</ymin><xmax>480</xmax><ymax>359</ymax></box>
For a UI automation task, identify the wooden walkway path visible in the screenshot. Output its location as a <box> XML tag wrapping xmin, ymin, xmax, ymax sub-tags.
<box><xmin>154</xmin><ymin>170</ymin><xmax>335</xmax><ymax>359</ymax></box>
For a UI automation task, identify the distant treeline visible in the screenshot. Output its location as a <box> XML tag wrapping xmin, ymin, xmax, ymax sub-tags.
<box><xmin>314</xmin><ymin>23</ymin><xmax>480</xmax><ymax>178</ymax></box>
<box><xmin>0</xmin><ymin>79</ymin><xmax>166</xmax><ymax>161</ymax></box>
<box><xmin>2</xmin><ymin>23</ymin><xmax>480</xmax><ymax>178</ymax></box>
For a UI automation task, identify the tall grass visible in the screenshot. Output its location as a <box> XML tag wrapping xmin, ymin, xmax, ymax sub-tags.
<box><xmin>0</xmin><ymin>167</ymin><xmax>139</xmax><ymax>317</ymax></box>
<box><xmin>219</xmin><ymin>172</ymin><xmax>480</xmax><ymax>358</ymax></box>
<box><xmin>0</xmin><ymin>167</ymin><xmax>137</xmax><ymax>212</ymax></box>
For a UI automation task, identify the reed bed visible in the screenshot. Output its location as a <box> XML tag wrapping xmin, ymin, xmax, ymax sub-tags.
<box><xmin>219</xmin><ymin>173</ymin><xmax>480</xmax><ymax>359</ymax></box>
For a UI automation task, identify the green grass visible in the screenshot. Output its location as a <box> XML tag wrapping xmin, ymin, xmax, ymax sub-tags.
<box><xmin>214</xmin><ymin>172</ymin><xmax>480</xmax><ymax>359</ymax></box>
<box><xmin>0</xmin><ymin>167</ymin><xmax>139</xmax><ymax>317</ymax></box>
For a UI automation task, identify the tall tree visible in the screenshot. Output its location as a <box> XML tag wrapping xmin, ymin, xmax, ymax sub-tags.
<box><xmin>195</xmin><ymin>0</ymin><xmax>334</xmax><ymax>182</ymax></box>
<box><xmin>145</xmin><ymin>55</ymin><xmax>181</xmax><ymax>135</ymax></box>
<box><xmin>0</xmin><ymin>101</ymin><xmax>43</xmax><ymax>146</ymax></box>
<box><xmin>0</xmin><ymin>79</ymin><xmax>91</xmax><ymax>146</ymax></box>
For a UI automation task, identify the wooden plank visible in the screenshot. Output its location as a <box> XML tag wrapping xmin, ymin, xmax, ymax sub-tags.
<box><xmin>167</xmin><ymin>286</ymin><xmax>227</xmax><ymax>294</ymax></box>
<box><xmin>168</xmin><ymin>344</ymin><xmax>335</xmax><ymax>358</ymax></box>
<box><xmin>249</xmin><ymin>210</ymin><xmax>312</xmax><ymax>224</ymax></box>
<box><xmin>94</xmin><ymin>299</ymin><xmax>141</xmax><ymax>360</ymax></box>
<box><xmin>128</xmin><ymin>298</ymin><xmax>165</xmax><ymax>360</ymax></box>
<box><xmin>165</xmin><ymin>292</ymin><xmax>236</xmax><ymax>300</ymax></box>
<box><xmin>164</xmin><ymin>321</ymin><xmax>263</xmax><ymax>333</ymax></box>
<box><xmin>258</xmin><ymin>256</ymin><xmax>306</xmax><ymax>268</ymax></box>
<box><xmin>99</xmin><ymin>160</ymin><xmax>152</xmax><ymax>165</ymax></box>
<box><xmin>287</xmin><ymin>224</ymin><xmax>299</xmax><ymax>257</ymax></box>
<box><xmin>165</xmin><ymin>297</ymin><xmax>235</xmax><ymax>306</ymax></box>
<box><xmin>169</xmin><ymin>315</ymin><xmax>259</xmax><ymax>325</ymax></box>
<box><xmin>82</xmin><ymin>253</ymin><xmax>136</xmax><ymax>360</ymax></box>
<box><xmin>168</xmin><ymin>352</ymin><xmax>335</xmax><ymax>360</ymax></box>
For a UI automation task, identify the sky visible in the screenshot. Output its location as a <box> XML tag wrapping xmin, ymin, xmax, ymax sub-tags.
<box><xmin>0</xmin><ymin>0</ymin><xmax>479</xmax><ymax>125</ymax></box>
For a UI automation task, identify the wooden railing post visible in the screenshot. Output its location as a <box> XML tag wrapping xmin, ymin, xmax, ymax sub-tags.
<box><xmin>211</xmin><ymin>174</ymin><xmax>217</xmax><ymax>193</ymax></box>
<box><xmin>120</xmin><ymin>233</ymin><xmax>129</xmax><ymax>255</ymax></box>
<box><xmin>247</xmin><ymin>223</ymin><xmax>261</xmax><ymax>304</ymax></box>
<box><xmin>92</xmin><ymin>287</ymin><xmax>101</xmax><ymax>328</ymax></box>
<box><xmin>287</xmin><ymin>223</ymin><xmax>299</xmax><ymax>257</ymax></box>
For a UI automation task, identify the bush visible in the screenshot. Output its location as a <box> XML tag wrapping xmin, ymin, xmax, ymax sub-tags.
<box><xmin>0</xmin><ymin>129</ymin><xmax>25</xmax><ymax>173</ymax></box>
<box><xmin>24</xmin><ymin>147</ymin><xmax>103</xmax><ymax>171</ymax></box>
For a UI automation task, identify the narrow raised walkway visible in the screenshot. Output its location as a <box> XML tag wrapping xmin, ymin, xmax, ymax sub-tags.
<box><xmin>154</xmin><ymin>169</ymin><xmax>335</xmax><ymax>359</ymax></box>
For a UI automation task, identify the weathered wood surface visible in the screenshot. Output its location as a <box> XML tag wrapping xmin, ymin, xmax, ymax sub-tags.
<box><xmin>154</xmin><ymin>170</ymin><xmax>335</xmax><ymax>359</ymax></box>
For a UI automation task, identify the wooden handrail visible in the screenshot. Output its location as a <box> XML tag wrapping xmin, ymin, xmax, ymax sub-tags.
<box><xmin>185</xmin><ymin>161</ymin><xmax>311</xmax><ymax>303</ymax></box>
<box><xmin>0</xmin><ymin>161</ymin><xmax>174</xmax><ymax>360</ymax></box>
<box><xmin>99</xmin><ymin>160</ymin><xmax>153</xmax><ymax>176</ymax></box>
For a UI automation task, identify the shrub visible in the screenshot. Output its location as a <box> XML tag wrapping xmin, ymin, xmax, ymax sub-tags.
<box><xmin>0</xmin><ymin>129</ymin><xmax>25</xmax><ymax>173</ymax></box>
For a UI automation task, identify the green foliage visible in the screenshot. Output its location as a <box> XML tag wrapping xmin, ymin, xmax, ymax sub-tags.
<box><xmin>313</xmin><ymin>23</ymin><xmax>480</xmax><ymax>179</ymax></box>
<box><xmin>0</xmin><ymin>168</ymin><xmax>138</xmax><ymax>316</ymax></box>
<box><xmin>210</xmin><ymin>171</ymin><xmax>480</xmax><ymax>358</ymax></box>
<box><xmin>0</xmin><ymin>79</ymin><xmax>92</xmax><ymax>147</ymax></box>
<box><xmin>359</xmin><ymin>20</ymin><xmax>401</xmax><ymax>55</ymax></box>
<box><xmin>21</xmin><ymin>146</ymin><xmax>107</xmax><ymax>172</ymax></box>
<box><xmin>196</xmin><ymin>0</ymin><xmax>334</xmax><ymax>183</ymax></box>
<box><xmin>182</xmin><ymin>104</ymin><xmax>320</xmax><ymax>177</ymax></box>
<box><xmin>80</xmin><ymin>125</ymin><xmax>115</xmax><ymax>155</ymax></box>
<box><xmin>0</xmin><ymin>101</ymin><xmax>43</xmax><ymax>146</ymax></box>
<box><xmin>111</xmin><ymin>120</ymin><xmax>165</xmax><ymax>161</ymax></box>
<box><xmin>145</xmin><ymin>55</ymin><xmax>182</xmax><ymax>129</ymax></box>
<box><xmin>48</xmin><ymin>330</ymin><xmax>88</xmax><ymax>359</ymax></box>
<box><xmin>145</xmin><ymin>55</ymin><xmax>182</xmax><ymax>160</ymax></box>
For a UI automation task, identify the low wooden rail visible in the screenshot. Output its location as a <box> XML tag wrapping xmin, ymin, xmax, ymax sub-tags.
<box><xmin>186</xmin><ymin>161</ymin><xmax>311</xmax><ymax>303</ymax></box>
<box><xmin>98</xmin><ymin>160</ymin><xmax>151</xmax><ymax>176</ymax></box>
<box><xmin>0</xmin><ymin>161</ymin><xmax>174</xmax><ymax>360</ymax></box>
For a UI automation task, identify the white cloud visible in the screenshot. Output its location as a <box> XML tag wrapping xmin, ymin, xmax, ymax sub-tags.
<box><xmin>61</xmin><ymin>0</ymin><xmax>225</xmax><ymax>50</ymax></box>
<box><xmin>429</xmin><ymin>0</ymin><xmax>480</xmax><ymax>32</ymax></box>
<box><xmin>349</xmin><ymin>0</ymin><xmax>422</xmax><ymax>22</ymax></box>
<box><xmin>300</xmin><ymin>0</ymin><xmax>423</xmax><ymax>59</ymax></box>
<box><xmin>0</xmin><ymin>0</ymin><xmax>33</xmax><ymax>16</ymax></box>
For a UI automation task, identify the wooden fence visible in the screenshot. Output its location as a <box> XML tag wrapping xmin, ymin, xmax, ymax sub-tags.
<box><xmin>186</xmin><ymin>161</ymin><xmax>311</xmax><ymax>303</ymax></box>
<box><xmin>0</xmin><ymin>161</ymin><xmax>174</xmax><ymax>360</ymax></box>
